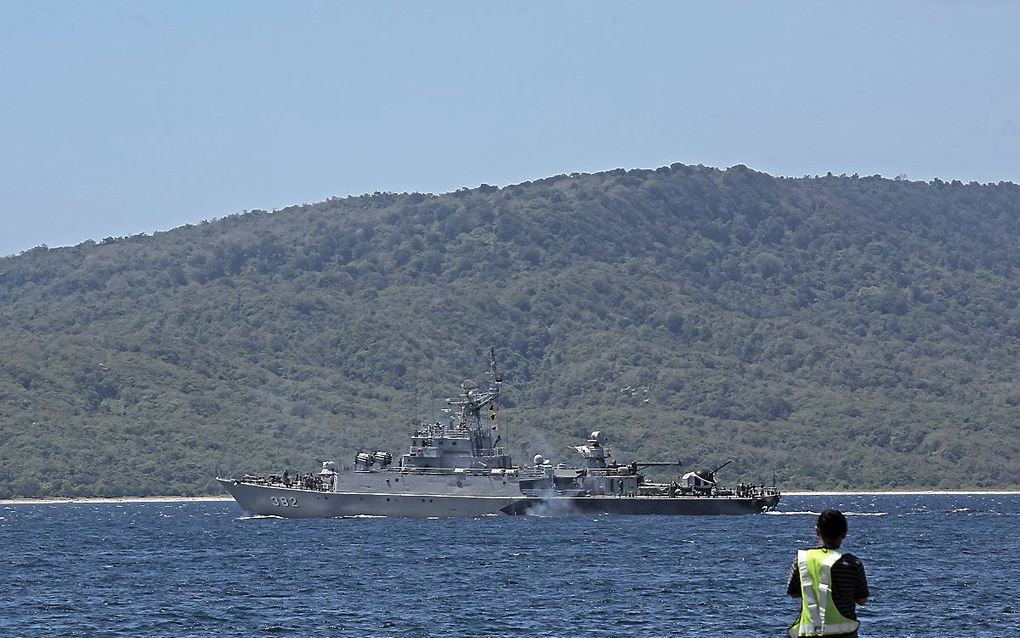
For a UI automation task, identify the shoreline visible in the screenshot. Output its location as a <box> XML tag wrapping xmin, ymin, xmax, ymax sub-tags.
<box><xmin>781</xmin><ymin>490</ymin><xmax>1020</xmax><ymax>496</ymax></box>
<box><xmin>0</xmin><ymin>496</ymin><xmax>234</xmax><ymax>506</ymax></box>
<box><xmin>2</xmin><ymin>490</ymin><xmax>1020</xmax><ymax>506</ymax></box>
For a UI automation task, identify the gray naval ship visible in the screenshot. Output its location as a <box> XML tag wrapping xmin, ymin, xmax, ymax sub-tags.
<box><xmin>218</xmin><ymin>350</ymin><xmax>780</xmax><ymax>518</ymax></box>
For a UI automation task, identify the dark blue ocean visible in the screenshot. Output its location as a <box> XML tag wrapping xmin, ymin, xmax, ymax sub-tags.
<box><xmin>3</xmin><ymin>494</ymin><xmax>1018</xmax><ymax>637</ymax></box>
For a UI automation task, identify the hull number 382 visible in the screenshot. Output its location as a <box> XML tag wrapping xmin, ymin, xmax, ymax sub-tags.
<box><xmin>270</xmin><ymin>496</ymin><xmax>298</xmax><ymax>507</ymax></box>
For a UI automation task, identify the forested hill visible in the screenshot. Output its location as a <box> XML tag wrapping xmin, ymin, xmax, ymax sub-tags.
<box><xmin>1</xmin><ymin>164</ymin><xmax>1019</xmax><ymax>498</ymax></box>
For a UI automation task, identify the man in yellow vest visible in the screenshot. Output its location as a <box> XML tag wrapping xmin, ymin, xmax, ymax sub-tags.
<box><xmin>787</xmin><ymin>509</ymin><xmax>869</xmax><ymax>637</ymax></box>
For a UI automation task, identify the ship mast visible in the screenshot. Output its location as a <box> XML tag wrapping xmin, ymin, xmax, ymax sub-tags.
<box><xmin>446</xmin><ymin>347</ymin><xmax>502</xmax><ymax>430</ymax></box>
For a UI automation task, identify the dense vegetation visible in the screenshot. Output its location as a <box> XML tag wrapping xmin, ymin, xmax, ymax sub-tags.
<box><xmin>1</xmin><ymin>163</ymin><xmax>1018</xmax><ymax>497</ymax></box>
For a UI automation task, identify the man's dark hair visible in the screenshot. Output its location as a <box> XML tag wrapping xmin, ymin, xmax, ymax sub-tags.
<box><xmin>816</xmin><ymin>509</ymin><xmax>848</xmax><ymax>540</ymax></box>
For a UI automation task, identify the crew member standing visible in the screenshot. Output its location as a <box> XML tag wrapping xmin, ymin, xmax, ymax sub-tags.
<box><xmin>787</xmin><ymin>509</ymin><xmax>869</xmax><ymax>637</ymax></box>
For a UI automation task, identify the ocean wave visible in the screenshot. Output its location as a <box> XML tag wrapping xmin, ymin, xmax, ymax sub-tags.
<box><xmin>945</xmin><ymin>507</ymin><xmax>1010</xmax><ymax>515</ymax></box>
<box><xmin>767</xmin><ymin>510</ymin><xmax>887</xmax><ymax>517</ymax></box>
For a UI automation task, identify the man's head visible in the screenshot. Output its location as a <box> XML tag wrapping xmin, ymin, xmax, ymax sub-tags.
<box><xmin>816</xmin><ymin>509</ymin><xmax>848</xmax><ymax>547</ymax></box>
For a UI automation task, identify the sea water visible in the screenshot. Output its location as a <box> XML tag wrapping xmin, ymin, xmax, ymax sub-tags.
<box><xmin>2</xmin><ymin>494</ymin><xmax>1018</xmax><ymax>637</ymax></box>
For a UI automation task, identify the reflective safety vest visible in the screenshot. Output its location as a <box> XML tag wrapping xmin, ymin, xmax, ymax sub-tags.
<box><xmin>789</xmin><ymin>548</ymin><xmax>861</xmax><ymax>637</ymax></box>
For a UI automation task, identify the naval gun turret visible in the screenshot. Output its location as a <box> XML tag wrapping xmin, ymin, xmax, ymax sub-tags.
<box><xmin>520</xmin><ymin>431</ymin><xmax>645</xmax><ymax>496</ymax></box>
<box><xmin>681</xmin><ymin>460</ymin><xmax>732</xmax><ymax>493</ymax></box>
<box><xmin>572</xmin><ymin>430</ymin><xmax>610</xmax><ymax>469</ymax></box>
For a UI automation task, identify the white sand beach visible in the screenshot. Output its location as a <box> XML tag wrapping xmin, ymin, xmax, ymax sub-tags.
<box><xmin>0</xmin><ymin>496</ymin><xmax>234</xmax><ymax>506</ymax></box>
<box><xmin>783</xmin><ymin>490</ymin><xmax>1020</xmax><ymax>496</ymax></box>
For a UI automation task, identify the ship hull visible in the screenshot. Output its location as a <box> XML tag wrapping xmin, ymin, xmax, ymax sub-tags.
<box><xmin>218</xmin><ymin>479</ymin><xmax>779</xmax><ymax>518</ymax></box>
<box><xmin>499</xmin><ymin>494</ymin><xmax>780</xmax><ymax>516</ymax></box>
<box><xmin>217</xmin><ymin>478</ymin><xmax>516</xmax><ymax>518</ymax></box>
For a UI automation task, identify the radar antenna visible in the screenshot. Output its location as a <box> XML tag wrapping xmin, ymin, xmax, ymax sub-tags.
<box><xmin>446</xmin><ymin>347</ymin><xmax>502</xmax><ymax>430</ymax></box>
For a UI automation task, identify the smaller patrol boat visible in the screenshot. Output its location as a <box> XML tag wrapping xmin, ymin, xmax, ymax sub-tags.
<box><xmin>217</xmin><ymin>349</ymin><xmax>780</xmax><ymax>517</ymax></box>
<box><xmin>504</xmin><ymin>431</ymin><xmax>779</xmax><ymax>515</ymax></box>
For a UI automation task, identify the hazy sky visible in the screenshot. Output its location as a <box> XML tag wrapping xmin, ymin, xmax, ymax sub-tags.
<box><xmin>2</xmin><ymin>1</ymin><xmax>1018</xmax><ymax>257</ymax></box>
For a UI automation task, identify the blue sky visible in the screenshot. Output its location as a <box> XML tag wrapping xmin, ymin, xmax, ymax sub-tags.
<box><xmin>2</xmin><ymin>1</ymin><xmax>1018</xmax><ymax>257</ymax></box>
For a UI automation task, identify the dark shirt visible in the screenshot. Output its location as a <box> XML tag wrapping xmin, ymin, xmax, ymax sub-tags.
<box><xmin>787</xmin><ymin>547</ymin><xmax>869</xmax><ymax>637</ymax></box>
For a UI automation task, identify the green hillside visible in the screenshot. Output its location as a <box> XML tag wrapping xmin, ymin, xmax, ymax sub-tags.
<box><xmin>1</xmin><ymin>163</ymin><xmax>1018</xmax><ymax>497</ymax></box>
